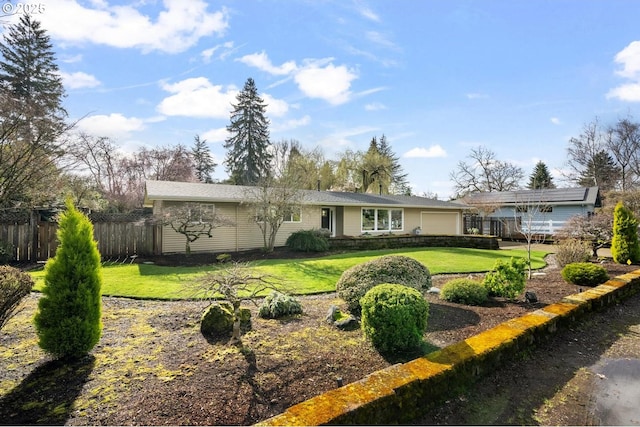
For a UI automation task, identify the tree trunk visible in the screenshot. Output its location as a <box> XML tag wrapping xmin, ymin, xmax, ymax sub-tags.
<box><xmin>228</xmin><ymin>303</ymin><xmax>242</xmax><ymax>346</ymax></box>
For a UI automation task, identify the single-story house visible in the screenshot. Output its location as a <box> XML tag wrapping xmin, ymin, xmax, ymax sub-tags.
<box><xmin>144</xmin><ymin>180</ymin><xmax>469</xmax><ymax>254</ymax></box>
<box><xmin>458</xmin><ymin>186</ymin><xmax>601</xmax><ymax>237</ymax></box>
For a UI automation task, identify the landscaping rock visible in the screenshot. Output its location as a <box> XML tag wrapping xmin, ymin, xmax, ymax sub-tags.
<box><xmin>326</xmin><ymin>305</ymin><xmax>358</xmax><ymax>329</ymax></box>
<box><xmin>427</xmin><ymin>287</ymin><xmax>441</xmax><ymax>294</ymax></box>
<box><xmin>201</xmin><ymin>302</ymin><xmax>251</xmax><ymax>337</ymax></box>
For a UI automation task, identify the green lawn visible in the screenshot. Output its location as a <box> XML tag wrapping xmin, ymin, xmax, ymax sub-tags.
<box><xmin>30</xmin><ymin>247</ymin><xmax>549</xmax><ymax>300</ymax></box>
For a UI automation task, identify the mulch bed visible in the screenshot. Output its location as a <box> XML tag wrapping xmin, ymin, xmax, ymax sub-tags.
<box><xmin>0</xmin><ymin>251</ymin><xmax>637</xmax><ymax>426</ymax></box>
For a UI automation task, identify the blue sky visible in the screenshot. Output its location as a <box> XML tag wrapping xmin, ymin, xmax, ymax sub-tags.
<box><xmin>6</xmin><ymin>0</ymin><xmax>640</xmax><ymax>199</ymax></box>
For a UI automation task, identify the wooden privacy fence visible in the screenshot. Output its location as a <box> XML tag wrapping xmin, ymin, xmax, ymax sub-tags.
<box><xmin>0</xmin><ymin>211</ymin><xmax>162</xmax><ymax>262</ymax></box>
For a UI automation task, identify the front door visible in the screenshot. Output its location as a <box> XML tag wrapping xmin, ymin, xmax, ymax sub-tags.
<box><xmin>321</xmin><ymin>207</ymin><xmax>334</xmax><ymax>236</ymax></box>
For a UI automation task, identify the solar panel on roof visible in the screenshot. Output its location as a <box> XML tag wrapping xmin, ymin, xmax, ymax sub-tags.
<box><xmin>465</xmin><ymin>187</ymin><xmax>588</xmax><ymax>204</ymax></box>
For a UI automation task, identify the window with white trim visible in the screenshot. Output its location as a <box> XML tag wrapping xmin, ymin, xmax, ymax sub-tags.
<box><xmin>283</xmin><ymin>207</ymin><xmax>302</xmax><ymax>223</ymax></box>
<box><xmin>361</xmin><ymin>208</ymin><xmax>403</xmax><ymax>231</ymax></box>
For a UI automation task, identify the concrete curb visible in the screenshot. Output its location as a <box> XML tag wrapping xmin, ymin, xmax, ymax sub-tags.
<box><xmin>256</xmin><ymin>269</ymin><xmax>640</xmax><ymax>426</ymax></box>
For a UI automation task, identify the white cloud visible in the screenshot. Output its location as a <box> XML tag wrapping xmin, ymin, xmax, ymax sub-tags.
<box><xmin>316</xmin><ymin>126</ymin><xmax>379</xmax><ymax>153</ymax></box>
<box><xmin>365</xmin><ymin>102</ymin><xmax>387</xmax><ymax>111</ymax></box>
<box><xmin>201</xmin><ymin>127</ymin><xmax>229</xmax><ymax>144</ymax></box>
<box><xmin>404</xmin><ymin>145</ymin><xmax>447</xmax><ymax>158</ymax></box>
<box><xmin>157</xmin><ymin>77</ymin><xmax>238</xmax><ymax>118</ymax></box>
<box><xmin>366</xmin><ymin>31</ymin><xmax>398</xmax><ymax>50</ymax></box>
<box><xmin>76</xmin><ymin>113</ymin><xmax>145</xmax><ymax>139</ymax></box>
<box><xmin>607</xmin><ymin>83</ymin><xmax>640</xmax><ymax>102</ymax></box>
<box><xmin>237</xmin><ymin>51</ymin><xmax>297</xmax><ymax>75</ymax></box>
<box><xmin>272</xmin><ymin>115</ymin><xmax>311</xmax><ymax>132</ymax></box>
<box><xmin>608</xmin><ymin>41</ymin><xmax>640</xmax><ymax>102</ymax></box>
<box><xmin>613</xmin><ymin>41</ymin><xmax>640</xmax><ymax>79</ymax></box>
<box><xmin>550</xmin><ymin>117</ymin><xmax>561</xmax><ymax>125</ymax></box>
<box><xmin>32</xmin><ymin>0</ymin><xmax>229</xmax><ymax>54</ymax></box>
<box><xmin>59</xmin><ymin>71</ymin><xmax>101</xmax><ymax>89</ymax></box>
<box><xmin>239</xmin><ymin>52</ymin><xmax>359</xmax><ymax>105</ymax></box>
<box><xmin>60</xmin><ymin>54</ymin><xmax>83</xmax><ymax>64</ymax></box>
<box><xmin>201</xmin><ymin>42</ymin><xmax>235</xmax><ymax>62</ymax></box>
<box><xmin>295</xmin><ymin>62</ymin><xmax>358</xmax><ymax>105</ymax></box>
<box><xmin>466</xmin><ymin>93</ymin><xmax>489</xmax><ymax>100</ymax></box>
<box><xmin>354</xmin><ymin>0</ymin><xmax>380</xmax><ymax>22</ymax></box>
<box><xmin>262</xmin><ymin>93</ymin><xmax>289</xmax><ymax>117</ymax></box>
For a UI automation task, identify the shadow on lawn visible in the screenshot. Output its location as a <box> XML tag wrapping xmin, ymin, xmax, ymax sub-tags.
<box><xmin>0</xmin><ymin>355</ymin><xmax>95</xmax><ymax>425</ymax></box>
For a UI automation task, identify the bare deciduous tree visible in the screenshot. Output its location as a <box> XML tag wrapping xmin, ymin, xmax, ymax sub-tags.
<box><xmin>450</xmin><ymin>146</ymin><xmax>524</xmax><ymax>198</ymax></box>
<box><xmin>556</xmin><ymin>213</ymin><xmax>613</xmax><ymax>258</ymax></box>
<box><xmin>161</xmin><ymin>202</ymin><xmax>234</xmax><ymax>255</ymax></box>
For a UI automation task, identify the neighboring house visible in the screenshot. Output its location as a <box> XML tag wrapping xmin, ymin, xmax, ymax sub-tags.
<box><xmin>459</xmin><ymin>186</ymin><xmax>601</xmax><ymax>238</ymax></box>
<box><xmin>144</xmin><ymin>180</ymin><xmax>469</xmax><ymax>254</ymax></box>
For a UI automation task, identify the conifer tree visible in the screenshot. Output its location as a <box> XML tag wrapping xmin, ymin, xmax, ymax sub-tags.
<box><xmin>578</xmin><ymin>150</ymin><xmax>620</xmax><ymax>190</ymax></box>
<box><xmin>527</xmin><ymin>161</ymin><xmax>555</xmax><ymax>189</ymax></box>
<box><xmin>34</xmin><ymin>200</ymin><xmax>102</xmax><ymax>359</ymax></box>
<box><xmin>191</xmin><ymin>134</ymin><xmax>216</xmax><ymax>183</ymax></box>
<box><xmin>379</xmin><ymin>134</ymin><xmax>410</xmax><ymax>194</ymax></box>
<box><xmin>0</xmin><ymin>14</ymin><xmax>68</xmax><ymax>207</ymax></box>
<box><xmin>611</xmin><ymin>201</ymin><xmax>640</xmax><ymax>264</ymax></box>
<box><xmin>223</xmin><ymin>78</ymin><xmax>272</xmax><ymax>185</ymax></box>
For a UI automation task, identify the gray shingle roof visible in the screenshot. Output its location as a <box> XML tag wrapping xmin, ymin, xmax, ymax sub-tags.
<box><xmin>144</xmin><ymin>180</ymin><xmax>468</xmax><ymax>210</ymax></box>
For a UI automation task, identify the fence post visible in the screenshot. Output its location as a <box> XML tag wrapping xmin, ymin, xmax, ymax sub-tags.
<box><xmin>29</xmin><ymin>209</ymin><xmax>38</xmax><ymax>262</ymax></box>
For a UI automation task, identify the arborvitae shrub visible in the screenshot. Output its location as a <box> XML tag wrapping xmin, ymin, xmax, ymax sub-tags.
<box><xmin>34</xmin><ymin>200</ymin><xmax>102</xmax><ymax>359</ymax></box>
<box><xmin>482</xmin><ymin>257</ymin><xmax>527</xmax><ymax>299</ymax></box>
<box><xmin>360</xmin><ymin>284</ymin><xmax>429</xmax><ymax>353</ymax></box>
<box><xmin>440</xmin><ymin>278</ymin><xmax>488</xmax><ymax>306</ymax></box>
<box><xmin>285</xmin><ymin>229</ymin><xmax>330</xmax><ymax>252</ymax></box>
<box><xmin>561</xmin><ymin>262</ymin><xmax>609</xmax><ymax>286</ymax></box>
<box><xmin>611</xmin><ymin>202</ymin><xmax>640</xmax><ymax>264</ymax></box>
<box><xmin>336</xmin><ymin>255</ymin><xmax>432</xmax><ymax>313</ymax></box>
<box><xmin>258</xmin><ymin>290</ymin><xmax>303</xmax><ymax>318</ymax></box>
<box><xmin>554</xmin><ymin>238</ymin><xmax>592</xmax><ymax>268</ymax></box>
<box><xmin>0</xmin><ymin>265</ymin><xmax>34</xmax><ymax>330</ymax></box>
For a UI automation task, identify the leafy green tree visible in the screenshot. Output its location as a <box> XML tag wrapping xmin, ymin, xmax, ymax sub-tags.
<box><xmin>527</xmin><ymin>161</ymin><xmax>555</xmax><ymax>189</ymax></box>
<box><xmin>34</xmin><ymin>200</ymin><xmax>102</xmax><ymax>359</ymax></box>
<box><xmin>362</xmin><ymin>137</ymin><xmax>391</xmax><ymax>194</ymax></box>
<box><xmin>0</xmin><ymin>14</ymin><xmax>69</xmax><ymax>207</ymax></box>
<box><xmin>191</xmin><ymin>134</ymin><xmax>216</xmax><ymax>183</ymax></box>
<box><xmin>611</xmin><ymin>201</ymin><xmax>640</xmax><ymax>264</ymax></box>
<box><xmin>224</xmin><ymin>78</ymin><xmax>272</xmax><ymax>185</ymax></box>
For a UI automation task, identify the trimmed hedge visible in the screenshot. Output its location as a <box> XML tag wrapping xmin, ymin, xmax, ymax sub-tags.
<box><xmin>360</xmin><ymin>283</ymin><xmax>429</xmax><ymax>353</ymax></box>
<box><xmin>440</xmin><ymin>278</ymin><xmax>488</xmax><ymax>306</ymax></box>
<box><xmin>336</xmin><ymin>255</ymin><xmax>432</xmax><ymax>313</ymax></box>
<box><xmin>561</xmin><ymin>262</ymin><xmax>609</xmax><ymax>287</ymax></box>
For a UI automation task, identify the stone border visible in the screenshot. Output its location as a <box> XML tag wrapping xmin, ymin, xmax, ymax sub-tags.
<box><xmin>256</xmin><ymin>269</ymin><xmax>640</xmax><ymax>426</ymax></box>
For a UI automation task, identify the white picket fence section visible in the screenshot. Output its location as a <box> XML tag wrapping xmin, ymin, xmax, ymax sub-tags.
<box><xmin>520</xmin><ymin>220</ymin><xmax>566</xmax><ymax>235</ymax></box>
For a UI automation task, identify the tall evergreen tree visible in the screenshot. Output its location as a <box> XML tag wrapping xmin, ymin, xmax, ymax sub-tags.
<box><xmin>378</xmin><ymin>134</ymin><xmax>410</xmax><ymax>194</ymax></box>
<box><xmin>191</xmin><ymin>134</ymin><xmax>216</xmax><ymax>183</ymax></box>
<box><xmin>578</xmin><ymin>150</ymin><xmax>620</xmax><ymax>190</ymax></box>
<box><xmin>223</xmin><ymin>78</ymin><xmax>272</xmax><ymax>185</ymax></box>
<box><xmin>0</xmin><ymin>14</ymin><xmax>68</xmax><ymax>207</ymax></box>
<box><xmin>34</xmin><ymin>199</ymin><xmax>102</xmax><ymax>359</ymax></box>
<box><xmin>527</xmin><ymin>161</ymin><xmax>555</xmax><ymax>189</ymax></box>
<box><xmin>0</xmin><ymin>13</ymin><xmax>66</xmax><ymax>134</ymax></box>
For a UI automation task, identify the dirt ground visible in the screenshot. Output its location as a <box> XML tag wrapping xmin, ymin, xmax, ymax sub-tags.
<box><xmin>0</xmin><ymin>246</ymin><xmax>638</xmax><ymax>425</ymax></box>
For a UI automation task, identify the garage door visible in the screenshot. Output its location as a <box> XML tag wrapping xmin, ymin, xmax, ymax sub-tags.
<box><xmin>421</xmin><ymin>212</ymin><xmax>460</xmax><ymax>235</ymax></box>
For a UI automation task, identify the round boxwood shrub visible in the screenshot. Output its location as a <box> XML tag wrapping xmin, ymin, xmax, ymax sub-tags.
<box><xmin>440</xmin><ymin>278</ymin><xmax>488</xmax><ymax>306</ymax></box>
<box><xmin>360</xmin><ymin>283</ymin><xmax>429</xmax><ymax>353</ymax></box>
<box><xmin>336</xmin><ymin>255</ymin><xmax>432</xmax><ymax>313</ymax></box>
<box><xmin>561</xmin><ymin>262</ymin><xmax>609</xmax><ymax>287</ymax></box>
<box><xmin>482</xmin><ymin>257</ymin><xmax>527</xmax><ymax>300</ymax></box>
<box><xmin>258</xmin><ymin>290</ymin><xmax>303</xmax><ymax>319</ymax></box>
<box><xmin>285</xmin><ymin>229</ymin><xmax>330</xmax><ymax>252</ymax></box>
